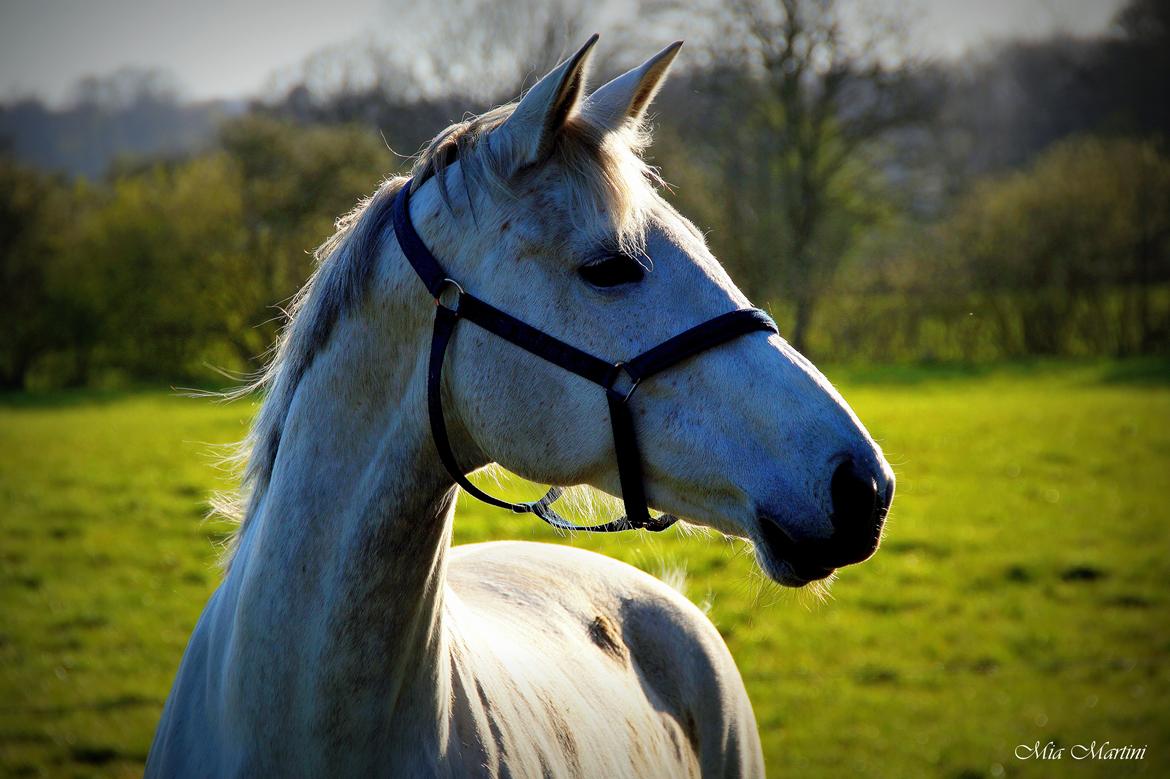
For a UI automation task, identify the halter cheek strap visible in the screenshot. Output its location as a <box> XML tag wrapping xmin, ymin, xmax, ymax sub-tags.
<box><xmin>393</xmin><ymin>179</ymin><xmax>778</xmax><ymax>533</ymax></box>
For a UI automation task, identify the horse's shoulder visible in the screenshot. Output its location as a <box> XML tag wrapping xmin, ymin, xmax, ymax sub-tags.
<box><xmin>447</xmin><ymin>540</ymin><xmax>763</xmax><ymax>776</ymax></box>
<box><xmin>447</xmin><ymin>540</ymin><xmax>739</xmax><ymax>704</ymax></box>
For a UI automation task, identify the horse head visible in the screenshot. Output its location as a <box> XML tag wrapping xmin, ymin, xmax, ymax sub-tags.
<box><xmin>399</xmin><ymin>37</ymin><xmax>894</xmax><ymax>586</ymax></box>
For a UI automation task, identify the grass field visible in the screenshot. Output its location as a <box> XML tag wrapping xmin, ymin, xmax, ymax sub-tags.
<box><xmin>2</xmin><ymin>361</ymin><xmax>1169</xmax><ymax>778</ymax></box>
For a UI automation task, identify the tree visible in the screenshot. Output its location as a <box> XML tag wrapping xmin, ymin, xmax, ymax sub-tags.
<box><xmin>0</xmin><ymin>159</ymin><xmax>68</xmax><ymax>387</ymax></box>
<box><xmin>650</xmin><ymin>0</ymin><xmax>926</xmax><ymax>353</ymax></box>
<box><xmin>216</xmin><ymin>116</ymin><xmax>394</xmax><ymax>367</ymax></box>
<box><xmin>0</xmin><ymin>118</ymin><xmax>400</xmax><ymax>389</ymax></box>
<box><xmin>261</xmin><ymin>0</ymin><xmax>602</xmax><ymax>156</ymax></box>
<box><xmin>944</xmin><ymin>136</ymin><xmax>1170</xmax><ymax>356</ymax></box>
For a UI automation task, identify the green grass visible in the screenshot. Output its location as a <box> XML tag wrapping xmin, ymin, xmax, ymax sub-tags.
<box><xmin>2</xmin><ymin>362</ymin><xmax>1169</xmax><ymax>778</ymax></box>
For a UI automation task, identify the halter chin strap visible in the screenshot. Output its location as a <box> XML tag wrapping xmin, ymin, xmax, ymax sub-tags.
<box><xmin>392</xmin><ymin>179</ymin><xmax>779</xmax><ymax>533</ymax></box>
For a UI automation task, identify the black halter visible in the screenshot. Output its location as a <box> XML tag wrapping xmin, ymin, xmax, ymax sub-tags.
<box><xmin>392</xmin><ymin>179</ymin><xmax>778</xmax><ymax>533</ymax></box>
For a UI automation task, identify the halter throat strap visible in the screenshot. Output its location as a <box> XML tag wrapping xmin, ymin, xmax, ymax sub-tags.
<box><xmin>392</xmin><ymin>179</ymin><xmax>778</xmax><ymax>533</ymax></box>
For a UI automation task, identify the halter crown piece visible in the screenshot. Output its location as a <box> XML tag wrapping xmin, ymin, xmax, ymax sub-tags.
<box><xmin>392</xmin><ymin>178</ymin><xmax>779</xmax><ymax>533</ymax></box>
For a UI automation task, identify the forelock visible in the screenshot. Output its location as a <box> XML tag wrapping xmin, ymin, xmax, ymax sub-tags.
<box><xmin>411</xmin><ymin>106</ymin><xmax>662</xmax><ymax>255</ymax></box>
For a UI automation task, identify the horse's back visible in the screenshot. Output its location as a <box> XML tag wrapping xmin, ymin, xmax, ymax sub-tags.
<box><xmin>446</xmin><ymin>541</ymin><xmax>764</xmax><ymax>778</ymax></box>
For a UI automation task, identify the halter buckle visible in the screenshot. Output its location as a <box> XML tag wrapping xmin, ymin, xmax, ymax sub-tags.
<box><xmin>434</xmin><ymin>278</ymin><xmax>465</xmax><ymax>314</ymax></box>
<box><xmin>606</xmin><ymin>361</ymin><xmax>642</xmax><ymax>402</ymax></box>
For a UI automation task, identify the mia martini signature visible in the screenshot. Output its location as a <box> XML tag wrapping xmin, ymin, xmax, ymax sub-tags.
<box><xmin>1016</xmin><ymin>741</ymin><xmax>1148</xmax><ymax>761</ymax></box>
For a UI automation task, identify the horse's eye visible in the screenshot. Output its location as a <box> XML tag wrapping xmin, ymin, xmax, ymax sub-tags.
<box><xmin>578</xmin><ymin>254</ymin><xmax>646</xmax><ymax>288</ymax></box>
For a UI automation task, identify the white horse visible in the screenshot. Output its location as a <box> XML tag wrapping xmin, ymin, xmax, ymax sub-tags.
<box><xmin>148</xmin><ymin>37</ymin><xmax>893</xmax><ymax>778</ymax></box>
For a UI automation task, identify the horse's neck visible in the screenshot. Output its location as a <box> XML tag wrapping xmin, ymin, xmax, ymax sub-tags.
<box><xmin>220</xmin><ymin>252</ymin><xmax>466</xmax><ymax>759</ymax></box>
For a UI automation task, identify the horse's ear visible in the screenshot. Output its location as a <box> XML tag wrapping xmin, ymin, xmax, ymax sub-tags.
<box><xmin>491</xmin><ymin>34</ymin><xmax>598</xmax><ymax>173</ymax></box>
<box><xmin>581</xmin><ymin>41</ymin><xmax>682</xmax><ymax>133</ymax></box>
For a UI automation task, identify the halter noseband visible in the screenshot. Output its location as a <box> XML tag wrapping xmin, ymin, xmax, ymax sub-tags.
<box><xmin>392</xmin><ymin>179</ymin><xmax>778</xmax><ymax>533</ymax></box>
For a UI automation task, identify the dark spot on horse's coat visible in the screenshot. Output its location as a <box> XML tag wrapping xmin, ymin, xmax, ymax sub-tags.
<box><xmin>627</xmin><ymin>717</ymin><xmax>650</xmax><ymax>760</ymax></box>
<box><xmin>660</xmin><ymin>711</ymin><xmax>701</xmax><ymax>773</ymax></box>
<box><xmin>500</xmin><ymin>219</ymin><xmax>511</xmax><ymax>233</ymax></box>
<box><xmin>683</xmin><ymin>709</ymin><xmax>701</xmax><ymax>754</ymax></box>
<box><xmin>588</xmin><ymin>614</ymin><xmax>628</xmax><ymax>663</ymax></box>
<box><xmin>475</xmin><ymin>678</ymin><xmax>508</xmax><ymax>755</ymax></box>
<box><xmin>551</xmin><ymin>718</ymin><xmax>580</xmax><ymax>771</ymax></box>
<box><xmin>539</xmin><ymin>692</ymin><xmax>581</xmax><ymax>774</ymax></box>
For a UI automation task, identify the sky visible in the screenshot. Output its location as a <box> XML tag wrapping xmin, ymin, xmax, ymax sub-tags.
<box><xmin>0</xmin><ymin>0</ymin><xmax>1128</xmax><ymax>106</ymax></box>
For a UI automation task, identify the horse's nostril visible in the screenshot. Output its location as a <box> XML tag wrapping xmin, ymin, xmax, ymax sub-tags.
<box><xmin>829</xmin><ymin>458</ymin><xmax>879</xmax><ymax>533</ymax></box>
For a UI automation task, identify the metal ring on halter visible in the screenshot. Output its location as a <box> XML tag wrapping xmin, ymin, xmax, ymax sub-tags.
<box><xmin>606</xmin><ymin>361</ymin><xmax>642</xmax><ymax>403</ymax></box>
<box><xmin>434</xmin><ymin>278</ymin><xmax>465</xmax><ymax>313</ymax></box>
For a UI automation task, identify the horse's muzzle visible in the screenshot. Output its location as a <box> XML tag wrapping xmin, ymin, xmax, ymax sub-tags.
<box><xmin>754</xmin><ymin>457</ymin><xmax>894</xmax><ymax>585</ymax></box>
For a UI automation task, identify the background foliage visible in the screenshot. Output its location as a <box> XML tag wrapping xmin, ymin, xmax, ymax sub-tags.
<box><xmin>2</xmin><ymin>0</ymin><xmax>1168</xmax><ymax>389</ymax></box>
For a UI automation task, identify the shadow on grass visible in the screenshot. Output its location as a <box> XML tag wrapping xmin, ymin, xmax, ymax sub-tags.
<box><xmin>1094</xmin><ymin>357</ymin><xmax>1170</xmax><ymax>386</ymax></box>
